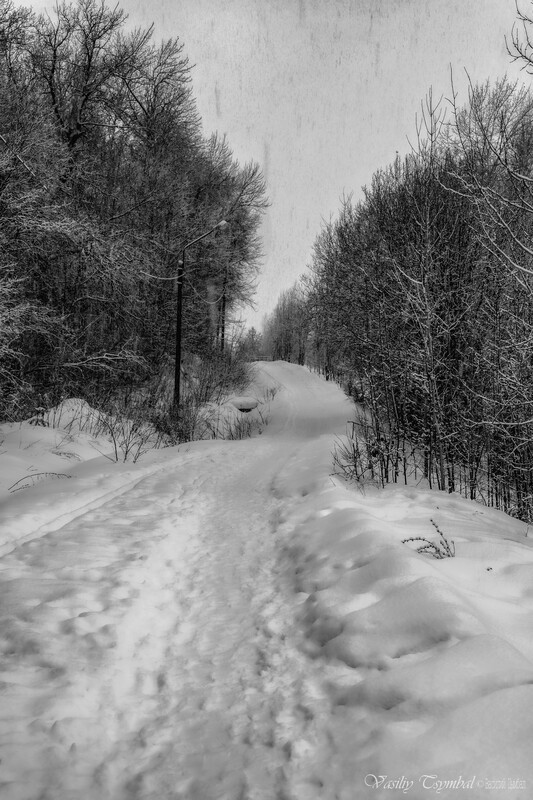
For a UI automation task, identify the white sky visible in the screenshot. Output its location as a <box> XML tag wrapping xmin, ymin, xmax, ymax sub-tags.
<box><xmin>26</xmin><ymin>0</ymin><xmax>526</xmax><ymax>327</ymax></box>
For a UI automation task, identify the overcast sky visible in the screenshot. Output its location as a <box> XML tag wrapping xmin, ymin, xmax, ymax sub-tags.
<box><xmin>28</xmin><ymin>0</ymin><xmax>526</xmax><ymax>328</ymax></box>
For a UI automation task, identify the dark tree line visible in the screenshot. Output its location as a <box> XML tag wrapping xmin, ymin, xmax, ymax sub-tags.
<box><xmin>262</xmin><ymin>283</ymin><xmax>308</xmax><ymax>365</ymax></box>
<box><xmin>0</xmin><ymin>0</ymin><xmax>267</xmax><ymax>419</ymax></box>
<box><xmin>264</xmin><ymin>6</ymin><xmax>533</xmax><ymax>521</ymax></box>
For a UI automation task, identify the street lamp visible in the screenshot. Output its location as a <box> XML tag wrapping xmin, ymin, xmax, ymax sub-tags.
<box><xmin>173</xmin><ymin>219</ymin><xmax>228</xmax><ymax>408</ymax></box>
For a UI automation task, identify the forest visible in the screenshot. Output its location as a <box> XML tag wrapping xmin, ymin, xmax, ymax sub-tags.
<box><xmin>7</xmin><ymin>0</ymin><xmax>533</xmax><ymax>522</ymax></box>
<box><xmin>0</xmin><ymin>0</ymin><xmax>267</xmax><ymax>436</ymax></box>
<box><xmin>263</xmin><ymin>6</ymin><xmax>533</xmax><ymax>522</ymax></box>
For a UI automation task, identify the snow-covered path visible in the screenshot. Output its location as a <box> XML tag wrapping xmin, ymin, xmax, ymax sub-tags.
<box><xmin>98</xmin><ymin>437</ymin><xmax>317</xmax><ymax>800</ymax></box>
<box><xmin>0</xmin><ymin>363</ymin><xmax>352</xmax><ymax>799</ymax></box>
<box><xmin>2</xmin><ymin>362</ymin><xmax>533</xmax><ymax>800</ymax></box>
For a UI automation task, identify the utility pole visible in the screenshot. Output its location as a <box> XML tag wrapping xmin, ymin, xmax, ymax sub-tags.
<box><xmin>173</xmin><ymin>220</ymin><xmax>228</xmax><ymax>408</ymax></box>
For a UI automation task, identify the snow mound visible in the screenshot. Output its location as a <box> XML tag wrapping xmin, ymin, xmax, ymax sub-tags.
<box><xmin>277</xmin><ymin>476</ymin><xmax>533</xmax><ymax>797</ymax></box>
<box><xmin>42</xmin><ymin>397</ymin><xmax>102</xmax><ymax>433</ymax></box>
<box><xmin>227</xmin><ymin>395</ymin><xmax>259</xmax><ymax>411</ymax></box>
<box><xmin>0</xmin><ymin>402</ymin><xmax>113</xmax><ymax>504</ymax></box>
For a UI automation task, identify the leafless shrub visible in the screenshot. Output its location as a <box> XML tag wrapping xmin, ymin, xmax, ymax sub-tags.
<box><xmin>94</xmin><ymin>407</ymin><xmax>167</xmax><ymax>463</ymax></box>
<box><xmin>46</xmin><ymin>396</ymin><xmax>167</xmax><ymax>462</ymax></box>
<box><xmin>9</xmin><ymin>472</ymin><xmax>71</xmax><ymax>493</ymax></box>
<box><xmin>402</xmin><ymin>519</ymin><xmax>456</xmax><ymax>559</ymax></box>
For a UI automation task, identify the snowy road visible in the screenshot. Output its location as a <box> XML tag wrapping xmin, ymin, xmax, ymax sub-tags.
<box><xmin>0</xmin><ymin>363</ymin><xmax>353</xmax><ymax>799</ymax></box>
<box><xmin>2</xmin><ymin>362</ymin><xmax>533</xmax><ymax>800</ymax></box>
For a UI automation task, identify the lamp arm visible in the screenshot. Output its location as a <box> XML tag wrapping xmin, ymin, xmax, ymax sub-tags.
<box><xmin>182</xmin><ymin>220</ymin><xmax>227</xmax><ymax>252</ymax></box>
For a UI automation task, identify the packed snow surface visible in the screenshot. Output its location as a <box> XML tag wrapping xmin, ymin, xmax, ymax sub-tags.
<box><xmin>1</xmin><ymin>362</ymin><xmax>532</xmax><ymax>799</ymax></box>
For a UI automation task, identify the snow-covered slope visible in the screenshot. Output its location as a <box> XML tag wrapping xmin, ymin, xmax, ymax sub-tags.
<box><xmin>0</xmin><ymin>362</ymin><xmax>532</xmax><ymax>799</ymax></box>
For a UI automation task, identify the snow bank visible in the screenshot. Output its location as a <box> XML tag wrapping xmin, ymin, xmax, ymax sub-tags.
<box><xmin>0</xmin><ymin>402</ymin><xmax>112</xmax><ymax>503</ymax></box>
<box><xmin>278</xmin><ymin>477</ymin><xmax>533</xmax><ymax>798</ymax></box>
<box><xmin>0</xmin><ymin>399</ymin><xmax>175</xmax><ymax>555</ymax></box>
